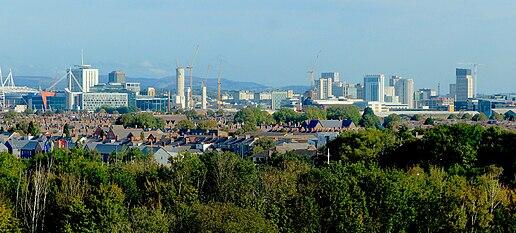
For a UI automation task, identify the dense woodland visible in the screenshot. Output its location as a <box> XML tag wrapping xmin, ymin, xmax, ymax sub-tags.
<box><xmin>0</xmin><ymin>123</ymin><xmax>515</xmax><ymax>232</ymax></box>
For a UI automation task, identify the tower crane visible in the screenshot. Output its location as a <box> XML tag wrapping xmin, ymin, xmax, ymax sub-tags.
<box><xmin>216</xmin><ymin>60</ymin><xmax>223</xmax><ymax>110</ymax></box>
<box><xmin>186</xmin><ymin>45</ymin><xmax>200</xmax><ymax>109</ymax></box>
<box><xmin>307</xmin><ymin>50</ymin><xmax>321</xmax><ymax>87</ymax></box>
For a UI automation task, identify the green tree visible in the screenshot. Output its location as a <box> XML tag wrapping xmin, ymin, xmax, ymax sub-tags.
<box><xmin>252</xmin><ymin>137</ymin><xmax>276</xmax><ymax>154</ymax></box>
<box><xmin>411</xmin><ymin>114</ymin><xmax>423</xmax><ymax>121</ymax></box>
<box><xmin>359</xmin><ymin>107</ymin><xmax>381</xmax><ymax>129</ymax></box>
<box><xmin>177</xmin><ymin>119</ymin><xmax>195</xmax><ymax>130</ymax></box>
<box><xmin>424</xmin><ymin>117</ymin><xmax>435</xmax><ymax>125</ymax></box>
<box><xmin>188</xmin><ymin>203</ymin><xmax>277</xmax><ymax>233</ymax></box>
<box><xmin>304</xmin><ymin>106</ymin><xmax>327</xmax><ymax>120</ymax></box>
<box><xmin>197</xmin><ymin>119</ymin><xmax>218</xmax><ymax>130</ymax></box>
<box><xmin>27</xmin><ymin>121</ymin><xmax>40</xmax><ymax>136</ymax></box>
<box><xmin>383</xmin><ymin>113</ymin><xmax>402</xmax><ymax>129</ymax></box>
<box><xmin>272</xmin><ymin>108</ymin><xmax>302</xmax><ymax>124</ymax></box>
<box><xmin>234</xmin><ymin>106</ymin><xmax>274</xmax><ymax>132</ymax></box>
<box><xmin>326</xmin><ymin>105</ymin><xmax>361</xmax><ymax>124</ymax></box>
<box><xmin>489</xmin><ymin>112</ymin><xmax>504</xmax><ymax>121</ymax></box>
<box><xmin>63</xmin><ymin>123</ymin><xmax>71</xmax><ymax>137</ymax></box>
<box><xmin>119</xmin><ymin>112</ymin><xmax>165</xmax><ymax>129</ymax></box>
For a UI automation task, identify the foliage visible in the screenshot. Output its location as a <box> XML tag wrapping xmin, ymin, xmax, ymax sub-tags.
<box><xmin>176</xmin><ymin>119</ymin><xmax>195</xmax><ymax>130</ymax></box>
<box><xmin>0</xmin><ymin>124</ymin><xmax>514</xmax><ymax>232</ymax></box>
<box><xmin>234</xmin><ymin>106</ymin><xmax>274</xmax><ymax>132</ymax></box>
<box><xmin>252</xmin><ymin>137</ymin><xmax>276</xmax><ymax>154</ymax></box>
<box><xmin>326</xmin><ymin>105</ymin><xmax>361</xmax><ymax>124</ymax></box>
<box><xmin>118</xmin><ymin>112</ymin><xmax>165</xmax><ymax>129</ymax></box>
<box><xmin>197</xmin><ymin>119</ymin><xmax>218</xmax><ymax>130</ymax></box>
<box><xmin>272</xmin><ymin>108</ymin><xmax>303</xmax><ymax>124</ymax></box>
<box><xmin>424</xmin><ymin>117</ymin><xmax>435</xmax><ymax>125</ymax></box>
<box><xmin>304</xmin><ymin>106</ymin><xmax>327</xmax><ymax>120</ymax></box>
<box><xmin>411</xmin><ymin>114</ymin><xmax>423</xmax><ymax>121</ymax></box>
<box><xmin>383</xmin><ymin>113</ymin><xmax>402</xmax><ymax>129</ymax></box>
<box><xmin>359</xmin><ymin>107</ymin><xmax>381</xmax><ymax>129</ymax></box>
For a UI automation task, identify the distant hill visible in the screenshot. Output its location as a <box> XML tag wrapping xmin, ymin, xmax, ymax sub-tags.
<box><xmin>12</xmin><ymin>75</ymin><xmax>304</xmax><ymax>93</ymax></box>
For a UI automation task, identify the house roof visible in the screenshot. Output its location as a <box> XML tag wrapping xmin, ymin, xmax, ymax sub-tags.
<box><xmin>95</xmin><ymin>143</ymin><xmax>126</xmax><ymax>155</ymax></box>
<box><xmin>20</xmin><ymin>141</ymin><xmax>40</xmax><ymax>151</ymax></box>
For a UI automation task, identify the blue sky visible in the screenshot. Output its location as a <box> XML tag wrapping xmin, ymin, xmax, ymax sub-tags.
<box><xmin>0</xmin><ymin>0</ymin><xmax>515</xmax><ymax>93</ymax></box>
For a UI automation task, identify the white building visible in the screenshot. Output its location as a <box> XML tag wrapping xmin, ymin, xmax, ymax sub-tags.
<box><xmin>315</xmin><ymin>77</ymin><xmax>333</xmax><ymax>100</ymax></box>
<box><xmin>71</xmin><ymin>65</ymin><xmax>99</xmax><ymax>92</ymax></box>
<box><xmin>364</xmin><ymin>74</ymin><xmax>385</xmax><ymax>102</ymax></box>
<box><xmin>176</xmin><ymin>67</ymin><xmax>185</xmax><ymax>108</ymax></box>
<box><xmin>395</xmin><ymin>78</ymin><xmax>414</xmax><ymax>108</ymax></box>
<box><xmin>201</xmin><ymin>81</ymin><xmax>207</xmax><ymax>110</ymax></box>
<box><xmin>456</xmin><ymin>68</ymin><xmax>474</xmax><ymax>101</ymax></box>
<box><xmin>321</xmin><ymin>72</ymin><xmax>341</xmax><ymax>83</ymax></box>
<box><xmin>125</xmin><ymin>82</ymin><xmax>140</xmax><ymax>95</ymax></box>
<box><xmin>81</xmin><ymin>93</ymin><xmax>128</xmax><ymax>111</ymax></box>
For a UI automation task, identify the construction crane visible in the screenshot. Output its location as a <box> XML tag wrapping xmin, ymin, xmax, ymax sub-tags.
<box><xmin>186</xmin><ymin>45</ymin><xmax>200</xmax><ymax>109</ymax></box>
<box><xmin>307</xmin><ymin>50</ymin><xmax>321</xmax><ymax>87</ymax></box>
<box><xmin>216</xmin><ymin>60</ymin><xmax>223</xmax><ymax>110</ymax></box>
<box><xmin>458</xmin><ymin>62</ymin><xmax>484</xmax><ymax>97</ymax></box>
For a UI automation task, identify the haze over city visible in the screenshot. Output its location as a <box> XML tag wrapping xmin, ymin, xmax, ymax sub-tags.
<box><xmin>1</xmin><ymin>0</ymin><xmax>515</xmax><ymax>93</ymax></box>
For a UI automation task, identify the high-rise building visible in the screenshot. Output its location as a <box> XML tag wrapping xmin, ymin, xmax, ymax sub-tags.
<box><xmin>395</xmin><ymin>78</ymin><xmax>414</xmax><ymax>108</ymax></box>
<box><xmin>201</xmin><ymin>81</ymin><xmax>207</xmax><ymax>110</ymax></box>
<box><xmin>449</xmin><ymin>83</ymin><xmax>456</xmax><ymax>99</ymax></box>
<box><xmin>176</xmin><ymin>67</ymin><xmax>185</xmax><ymax>108</ymax></box>
<box><xmin>355</xmin><ymin>83</ymin><xmax>364</xmax><ymax>99</ymax></box>
<box><xmin>315</xmin><ymin>77</ymin><xmax>333</xmax><ymax>99</ymax></box>
<box><xmin>456</xmin><ymin>68</ymin><xmax>474</xmax><ymax>101</ymax></box>
<box><xmin>384</xmin><ymin>86</ymin><xmax>399</xmax><ymax>103</ymax></box>
<box><xmin>321</xmin><ymin>72</ymin><xmax>341</xmax><ymax>83</ymax></box>
<box><xmin>108</xmin><ymin>70</ymin><xmax>126</xmax><ymax>84</ymax></box>
<box><xmin>71</xmin><ymin>65</ymin><xmax>99</xmax><ymax>92</ymax></box>
<box><xmin>390</xmin><ymin>75</ymin><xmax>401</xmax><ymax>87</ymax></box>
<box><xmin>364</xmin><ymin>74</ymin><xmax>385</xmax><ymax>102</ymax></box>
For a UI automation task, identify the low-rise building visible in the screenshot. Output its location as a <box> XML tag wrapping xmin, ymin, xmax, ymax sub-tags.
<box><xmin>81</xmin><ymin>92</ymin><xmax>128</xmax><ymax>111</ymax></box>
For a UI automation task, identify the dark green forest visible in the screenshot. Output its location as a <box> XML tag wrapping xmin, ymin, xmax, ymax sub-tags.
<box><xmin>0</xmin><ymin>124</ymin><xmax>514</xmax><ymax>232</ymax></box>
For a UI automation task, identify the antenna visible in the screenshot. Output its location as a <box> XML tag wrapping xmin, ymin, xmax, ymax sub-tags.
<box><xmin>81</xmin><ymin>49</ymin><xmax>84</xmax><ymax>66</ymax></box>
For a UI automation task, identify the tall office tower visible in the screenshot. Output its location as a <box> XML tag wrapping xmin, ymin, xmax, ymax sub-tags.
<box><xmin>176</xmin><ymin>67</ymin><xmax>185</xmax><ymax>108</ymax></box>
<box><xmin>449</xmin><ymin>83</ymin><xmax>456</xmax><ymax>99</ymax></box>
<box><xmin>390</xmin><ymin>75</ymin><xmax>401</xmax><ymax>87</ymax></box>
<box><xmin>355</xmin><ymin>83</ymin><xmax>364</xmax><ymax>99</ymax></box>
<box><xmin>456</xmin><ymin>68</ymin><xmax>474</xmax><ymax>101</ymax></box>
<box><xmin>71</xmin><ymin>65</ymin><xmax>99</xmax><ymax>93</ymax></box>
<box><xmin>316</xmin><ymin>77</ymin><xmax>333</xmax><ymax>99</ymax></box>
<box><xmin>321</xmin><ymin>72</ymin><xmax>341</xmax><ymax>83</ymax></box>
<box><xmin>201</xmin><ymin>80</ymin><xmax>207</xmax><ymax>110</ymax></box>
<box><xmin>395</xmin><ymin>78</ymin><xmax>414</xmax><ymax>108</ymax></box>
<box><xmin>108</xmin><ymin>70</ymin><xmax>126</xmax><ymax>84</ymax></box>
<box><xmin>364</xmin><ymin>74</ymin><xmax>385</xmax><ymax>102</ymax></box>
<box><xmin>417</xmin><ymin>88</ymin><xmax>436</xmax><ymax>100</ymax></box>
<box><xmin>384</xmin><ymin>86</ymin><xmax>398</xmax><ymax>103</ymax></box>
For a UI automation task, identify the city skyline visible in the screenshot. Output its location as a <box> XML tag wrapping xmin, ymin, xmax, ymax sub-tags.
<box><xmin>0</xmin><ymin>1</ymin><xmax>515</xmax><ymax>93</ymax></box>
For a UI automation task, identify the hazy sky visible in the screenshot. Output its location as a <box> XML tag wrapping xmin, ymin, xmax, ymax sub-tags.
<box><xmin>0</xmin><ymin>0</ymin><xmax>515</xmax><ymax>93</ymax></box>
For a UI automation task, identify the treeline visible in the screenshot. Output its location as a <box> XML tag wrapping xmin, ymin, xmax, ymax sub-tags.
<box><xmin>0</xmin><ymin>124</ymin><xmax>515</xmax><ymax>232</ymax></box>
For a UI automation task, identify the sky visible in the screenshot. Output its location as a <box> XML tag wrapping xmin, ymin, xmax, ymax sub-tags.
<box><xmin>0</xmin><ymin>0</ymin><xmax>515</xmax><ymax>93</ymax></box>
